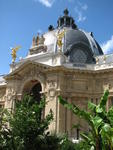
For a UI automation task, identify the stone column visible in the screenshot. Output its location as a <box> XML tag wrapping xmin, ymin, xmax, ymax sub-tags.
<box><xmin>58</xmin><ymin>98</ymin><xmax>66</xmax><ymax>134</ymax></box>
<box><xmin>4</xmin><ymin>87</ymin><xmax>17</xmax><ymax>111</ymax></box>
<box><xmin>44</xmin><ymin>80</ymin><xmax>58</xmax><ymax>133</ymax></box>
<box><xmin>66</xmin><ymin>97</ymin><xmax>72</xmax><ymax>137</ymax></box>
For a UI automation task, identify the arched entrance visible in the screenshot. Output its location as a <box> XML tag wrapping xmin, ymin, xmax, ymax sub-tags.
<box><xmin>22</xmin><ymin>80</ymin><xmax>42</xmax><ymax>103</ymax></box>
<box><xmin>30</xmin><ymin>82</ymin><xmax>42</xmax><ymax>103</ymax></box>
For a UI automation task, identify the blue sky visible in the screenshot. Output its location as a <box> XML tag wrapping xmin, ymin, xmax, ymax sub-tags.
<box><xmin>0</xmin><ymin>0</ymin><xmax>113</xmax><ymax>74</ymax></box>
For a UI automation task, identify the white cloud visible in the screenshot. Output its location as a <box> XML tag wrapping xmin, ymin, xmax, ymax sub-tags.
<box><xmin>101</xmin><ymin>35</ymin><xmax>113</xmax><ymax>54</ymax></box>
<box><xmin>34</xmin><ymin>0</ymin><xmax>55</xmax><ymax>7</ymax></box>
<box><xmin>74</xmin><ymin>2</ymin><xmax>88</xmax><ymax>22</ymax></box>
<box><xmin>74</xmin><ymin>6</ymin><xmax>87</xmax><ymax>22</ymax></box>
<box><xmin>78</xmin><ymin>14</ymin><xmax>86</xmax><ymax>22</ymax></box>
<box><xmin>81</xmin><ymin>4</ymin><xmax>88</xmax><ymax>10</ymax></box>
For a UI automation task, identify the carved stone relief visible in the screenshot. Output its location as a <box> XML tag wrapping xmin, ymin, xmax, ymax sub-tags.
<box><xmin>103</xmin><ymin>81</ymin><xmax>113</xmax><ymax>91</ymax></box>
<box><xmin>3</xmin><ymin>87</ymin><xmax>17</xmax><ymax>109</ymax></box>
<box><xmin>6</xmin><ymin>88</ymin><xmax>17</xmax><ymax>101</ymax></box>
<box><xmin>0</xmin><ymin>89</ymin><xmax>6</xmax><ymax>100</ymax></box>
<box><xmin>47</xmin><ymin>80</ymin><xmax>57</xmax><ymax>98</ymax></box>
<box><xmin>47</xmin><ymin>80</ymin><xmax>57</xmax><ymax>88</ymax></box>
<box><xmin>49</xmin><ymin>89</ymin><xmax>56</xmax><ymax>97</ymax></box>
<box><xmin>20</xmin><ymin>67</ymin><xmax>45</xmax><ymax>93</ymax></box>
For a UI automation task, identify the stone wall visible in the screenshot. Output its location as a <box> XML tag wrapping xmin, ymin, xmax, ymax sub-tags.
<box><xmin>1</xmin><ymin>64</ymin><xmax>113</xmax><ymax>138</ymax></box>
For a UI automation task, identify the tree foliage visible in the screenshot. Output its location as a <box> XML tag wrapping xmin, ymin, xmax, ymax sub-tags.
<box><xmin>58</xmin><ymin>90</ymin><xmax>113</xmax><ymax>150</ymax></box>
<box><xmin>0</xmin><ymin>94</ymin><xmax>83</xmax><ymax>150</ymax></box>
<box><xmin>0</xmin><ymin>95</ymin><xmax>61</xmax><ymax>150</ymax></box>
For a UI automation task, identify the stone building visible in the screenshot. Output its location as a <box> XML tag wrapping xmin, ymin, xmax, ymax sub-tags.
<box><xmin>0</xmin><ymin>9</ymin><xmax>113</xmax><ymax>138</ymax></box>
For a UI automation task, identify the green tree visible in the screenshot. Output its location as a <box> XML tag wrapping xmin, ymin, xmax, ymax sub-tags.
<box><xmin>0</xmin><ymin>107</ymin><xmax>12</xmax><ymax>149</ymax></box>
<box><xmin>58</xmin><ymin>90</ymin><xmax>113</xmax><ymax>150</ymax></box>
<box><xmin>0</xmin><ymin>95</ymin><xmax>61</xmax><ymax>150</ymax></box>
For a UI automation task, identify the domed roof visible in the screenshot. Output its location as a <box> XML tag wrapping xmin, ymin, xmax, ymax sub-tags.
<box><xmin>30</xmin><ymin>9</ymin><xmax>103</xmax><ymax>64</ymax></box>
<box><xmin>63</xmin><ymin>28</ymin><xmax>103</xmax><ymax>63</ymax></box>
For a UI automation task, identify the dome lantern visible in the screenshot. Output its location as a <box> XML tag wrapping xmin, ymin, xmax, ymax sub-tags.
<box><xmin>57</xmin><ymin>9</ymin><xmax>77</xmax><ymax>29</ymax></box>
<box><xmin>63</xmin><ymin>8</ymin><xmax>69</xmax><ymax>16</ymax></box>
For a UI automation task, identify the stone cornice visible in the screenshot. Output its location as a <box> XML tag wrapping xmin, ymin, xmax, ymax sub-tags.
<box><xmin>5</xmin><ymin>60</ymin><xmax>51</xmax><ymax>80</ymax></box>
<box><xmin>5</xmin><ymin>60</ymin><xmax>113</xmax><ymax>81</ymax></box>
<box><xmin>44</xmin><ymin>65</ymin><xmax>113</xmax><ymax>75</ymax></box>
<box><xmin>0</xmin><ymin>84</ymin><xmax>6</xmax><ymax>88</ymax></box>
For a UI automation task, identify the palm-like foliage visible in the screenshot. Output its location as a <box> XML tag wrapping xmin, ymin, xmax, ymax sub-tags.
<box><xmin>58</xmin><ymin>90</ymin><xmax>113</xmax><ymax>150</ymax></box>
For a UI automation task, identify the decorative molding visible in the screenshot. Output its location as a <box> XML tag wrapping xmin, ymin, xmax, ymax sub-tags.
<box><xmin>5</xmin><ymin>88</ymin><xmax>17</xmax><ymax>101</ymax></box>
<box><xmin>47</xmin><ymin>80</ymin><xmax>57</xmax><ymax>98</ymax></box>
<box><xmin>29</xmin><ymin>45</ymin><xmax>47</xmax><ymax>55</ymax></box>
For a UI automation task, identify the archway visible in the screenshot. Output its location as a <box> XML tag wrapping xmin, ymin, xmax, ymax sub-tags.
<box><xmin>30</xmin><ymin>82</ymin><xmax>42</xmax><ymax>103</ymax></box>
<box><xmin>22</xmin><ymin>79</ymin><xmax>45</xmax><ymax>120</ymax></box>
<box><xmin>22</xmin><ymin>80</ymin><xmax>42</xmax><ymax>103</ymax></box>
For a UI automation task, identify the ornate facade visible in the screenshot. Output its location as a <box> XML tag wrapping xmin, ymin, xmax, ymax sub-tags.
<box><xmin>0</xmin><ymin>9</ymin><xmax>113</xmax><ymax>138</ymax></box>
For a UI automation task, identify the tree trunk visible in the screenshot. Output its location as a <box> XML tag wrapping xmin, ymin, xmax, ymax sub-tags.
<box><xmin>96</xmin><ymin>139</ymin><xmax>100</xmax><ymax>150</ymax></box>
<box><xmin>96</xmin><ymin>137</ymin><xmax>102</xmax><ymax>150</ymax></box>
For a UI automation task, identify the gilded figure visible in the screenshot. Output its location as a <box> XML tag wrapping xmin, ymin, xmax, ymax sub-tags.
<box><xmin>11</xmin><ymin>46</ymin><xmax>21</xmax><ymax>63</ymax></box>
<box><xmin>57</xmin><ymin>29</ymin><xmax>66</xmax><ymax>49</ymax></box>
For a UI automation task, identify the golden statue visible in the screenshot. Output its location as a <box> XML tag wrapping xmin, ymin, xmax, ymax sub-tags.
<box><xmin>11</xmin><ymin>46</ymin><xmax>21</xmax><ymax>63</ymax></box>
<box><xmin>57</xmin><ymin>29</ymin><xmax>66</xmax><ymax>50</ymax></box>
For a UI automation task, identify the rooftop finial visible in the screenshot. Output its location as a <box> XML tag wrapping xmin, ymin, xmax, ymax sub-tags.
<box><xmin>64</xmin><ymin>8</ymin><xmax>69</xmax><ymax>16</ymax></box>
<box><xmin>57</xmin><ymin>9</ymin><xmax>77</xmax><ymax>29</ymax></box>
